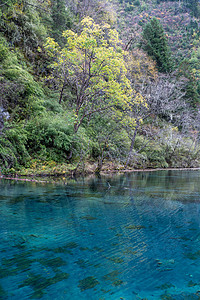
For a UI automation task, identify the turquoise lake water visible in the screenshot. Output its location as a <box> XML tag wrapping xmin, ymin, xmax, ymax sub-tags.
<box><xmin>1</xmin><ymin>170</ymin><xmax>200</xmax><ymax>299</ymax></box>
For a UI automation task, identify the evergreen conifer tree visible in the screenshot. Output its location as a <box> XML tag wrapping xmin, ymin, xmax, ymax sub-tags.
<box><xmin>189</xmin><ymin>0</ymin><xmax>199</xmax><ymax>17</ymax></box>
<box><xmin>51</xmin><ymin>0</ymin><xmax>72</xmax><ymax>44</ymax></box>
<box><xmin>142</xmin><ymin>17</ymin><xmax>172</xmax><ymax>73</ymax></box>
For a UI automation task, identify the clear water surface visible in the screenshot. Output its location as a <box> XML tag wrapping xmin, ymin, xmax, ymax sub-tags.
<box><xmin>1</xmin><ymin>170</ymin><xmax>200</xmax><ymax>299</ymax></box>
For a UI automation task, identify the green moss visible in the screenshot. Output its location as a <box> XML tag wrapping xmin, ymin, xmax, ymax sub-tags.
<box><xmin>79</xmin><ymin>247</ymin><xmax>90</xmax><ymax>251</ymax></box>
<box><xmin>50</xmin><ymin>272</ymin><xmax>69</xmax><ymax>284</ymax></box>
<box><xmin>107</xmin><ymin>257</ymin><xmax>124</xmax><ymax>264</ymax></box>
<box><xmin>75</xmin><ymin>259</ymin><xmax>92</xmax><ymax>269</ymax></box>
<box><xmin>0</xmin><ymin>266</ymin><xmax>18</xmax><ymax>279</ymax></box>
<box><xmin>52</xmin><ymin>246</ymin><xmax>71</xmax><ymax>254</ymax></box>
<box><xmin>184</xmin><ymin>250</ymin><xmax>200</xmax><ymax>260</ymax></box>
<box><xmin>125</xmin><ymin>224</ymin><xmax>145</xmax><ymax>230</ymax></box>
<box><xmin>157</xmin><ymin>283</ymin><xmax>175</xmax><ymax>289</ymax></box>
<box><xmin>180</xmin><ymin>236</ymin><xmax>191</xmax><ymax>241</ymax></box>
<box><xmin>93</xmin><ymin>263</ymin><xmax>101</xmax><ymax>268</ymax></box>
<box><xmin>101</xmin><ymin>288</ymin><xmax>111</xmax><ymax>294</ymax></box>
<box><xmin>81</xmin><ymin>215</ymin><xmax>97</xmax><ymax>220</ymax></box>
<box><xmin>160</xmin><ymin>293</ymin><xmax>173</xmax><ymax>300</ymax></box>
<box><xmin>112</xmin><ymin>243</ymin><xmax>120</xmax><ymax>247</ymax></box>
<box><xmin>103</xmin><ymin>270</ymin><xmax>121</xmax><ymax>281</ymax></box>
<box><xmin>187</xmin><ymin>280</ymin><xmax>199</xmax><ymax>287</ymax></box>
<box><xmin>20</xmin><ymin>271</ymin><xmax>69</xmax><ymax>298</ymax></box>
<box><xmin>65</xmin><ymin>242</ymin><xmax>78</xmax><ymax>249</ymax></box>
<box><xmin>93</xmin><ymin>247</ymin><xmax>104</xmax><ymax>252</ymax></box>
<box><xmin>123</xmin><ymin>247</ymin><xmax>138</xmax><ymax>255</ymax></box>
<box><xmin>0</xmin><ymin>284</ymin><xmax>6</xmax><ymax>298</ymax></box>
<box><xmin>2</xmin><ymin>252</ymin><xmax>33</xmax><ymax>270</ymax></box>
<box><xmin>19</xmin><ymin>273</ymin><xmax>52</xmax><ymax>298</ymax></box>
<box><xmin>112</xmin><ymin>279</ymin><xmax>123</xmax><ymax>286</ymax></box>
<box><xmin>115</xmin><ymin>233</ymin><xmax>123</xmax><ymax>237</ymax></box>
<box><xmin>78</xmin><ymin>276</ymin><xmax>99</xmax><ymax>291</ymax></box>
<box><xmin>38</xmin><ymin>257</ymin><xmax>67</xmax><ymax>270</ymax></box>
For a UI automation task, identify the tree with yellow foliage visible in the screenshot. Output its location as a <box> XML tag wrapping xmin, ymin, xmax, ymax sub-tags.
<box><xmin>44</xmin><ymin>17</ymin><xmax>135</xmax><ymax>133</ymax></box>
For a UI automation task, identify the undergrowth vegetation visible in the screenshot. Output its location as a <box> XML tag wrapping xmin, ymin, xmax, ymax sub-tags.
<box><xmin>0</xmin><ymin>0</ymin><xmax>200</xmax><ymax>176</ymax></box>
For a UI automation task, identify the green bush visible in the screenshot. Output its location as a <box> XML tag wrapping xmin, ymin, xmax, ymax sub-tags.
<box><xmin>0</xmin><ymin>48</ymin><xmax>45</xmax><ymax>119</ymax></box>
<box><xmin>0</xmin><ymin>41</ymin><xmax>8</xmax><ymax>62</ymax></box>
<box><xmin>0</xmin><ymin>122</ymin><xmax>29</xmax><ymax>169</ymax></box>
<box><xmin>25</xmin><ymin>112</ymin><xmax>89</xmax><ymax>161</ymax></box>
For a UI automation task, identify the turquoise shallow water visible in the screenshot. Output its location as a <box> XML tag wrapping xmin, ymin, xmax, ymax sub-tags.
<box><xmin>1</xmin><ymin>170</ymin><xmax>200</xmax><ymax>299</ymax></box>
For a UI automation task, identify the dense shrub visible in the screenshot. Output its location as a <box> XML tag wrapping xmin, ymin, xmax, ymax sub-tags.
<box><xmin>0</xmin><ymin>122</ymin><xmax>29</xmax><ymax>169</ymax></box>
<box><xmin>25</xmin><ymin>112</ymin><xmax>90</xmax><ymax>162</ymax></box>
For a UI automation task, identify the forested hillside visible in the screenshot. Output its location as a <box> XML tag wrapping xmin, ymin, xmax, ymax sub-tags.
<box><xmin>0</xmin><ymin>0</ymin><xmax>200</xmax><ymax>176</ymax></box>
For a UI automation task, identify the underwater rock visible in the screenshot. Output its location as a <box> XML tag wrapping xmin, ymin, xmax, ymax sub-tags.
<box><xmin>78</xmin><ymin>276</ymin><xmax>99</xmax><ymax>291</ymax></box>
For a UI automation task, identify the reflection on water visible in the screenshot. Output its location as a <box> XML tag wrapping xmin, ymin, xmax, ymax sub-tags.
<box><xmin>1</xmin><ymin>170</ymin><xmax>200</xmax><ymax>299</ymax></box>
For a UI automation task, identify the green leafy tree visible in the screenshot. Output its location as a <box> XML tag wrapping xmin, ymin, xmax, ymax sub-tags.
<box><xmin>44</xmin><ymin>17</ymin><xmax>138</xmax><ymax>133</ymax></box>
<box><xmin>142</xmin><ymin>17</ymin><xmax>172</xmax><ymax>73</ymax></box>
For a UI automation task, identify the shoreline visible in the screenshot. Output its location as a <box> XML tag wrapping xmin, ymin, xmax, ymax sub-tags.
<box><xmin>1</xmin><ymin>167</ymin><xmax>200</xmax><ymax>183</ymax></box>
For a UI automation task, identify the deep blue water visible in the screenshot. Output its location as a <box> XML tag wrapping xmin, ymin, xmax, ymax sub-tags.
<box><xmin>1</xmin><ymin>170</ymin><xmax>200</xmax><ymax>299</ymax></box>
